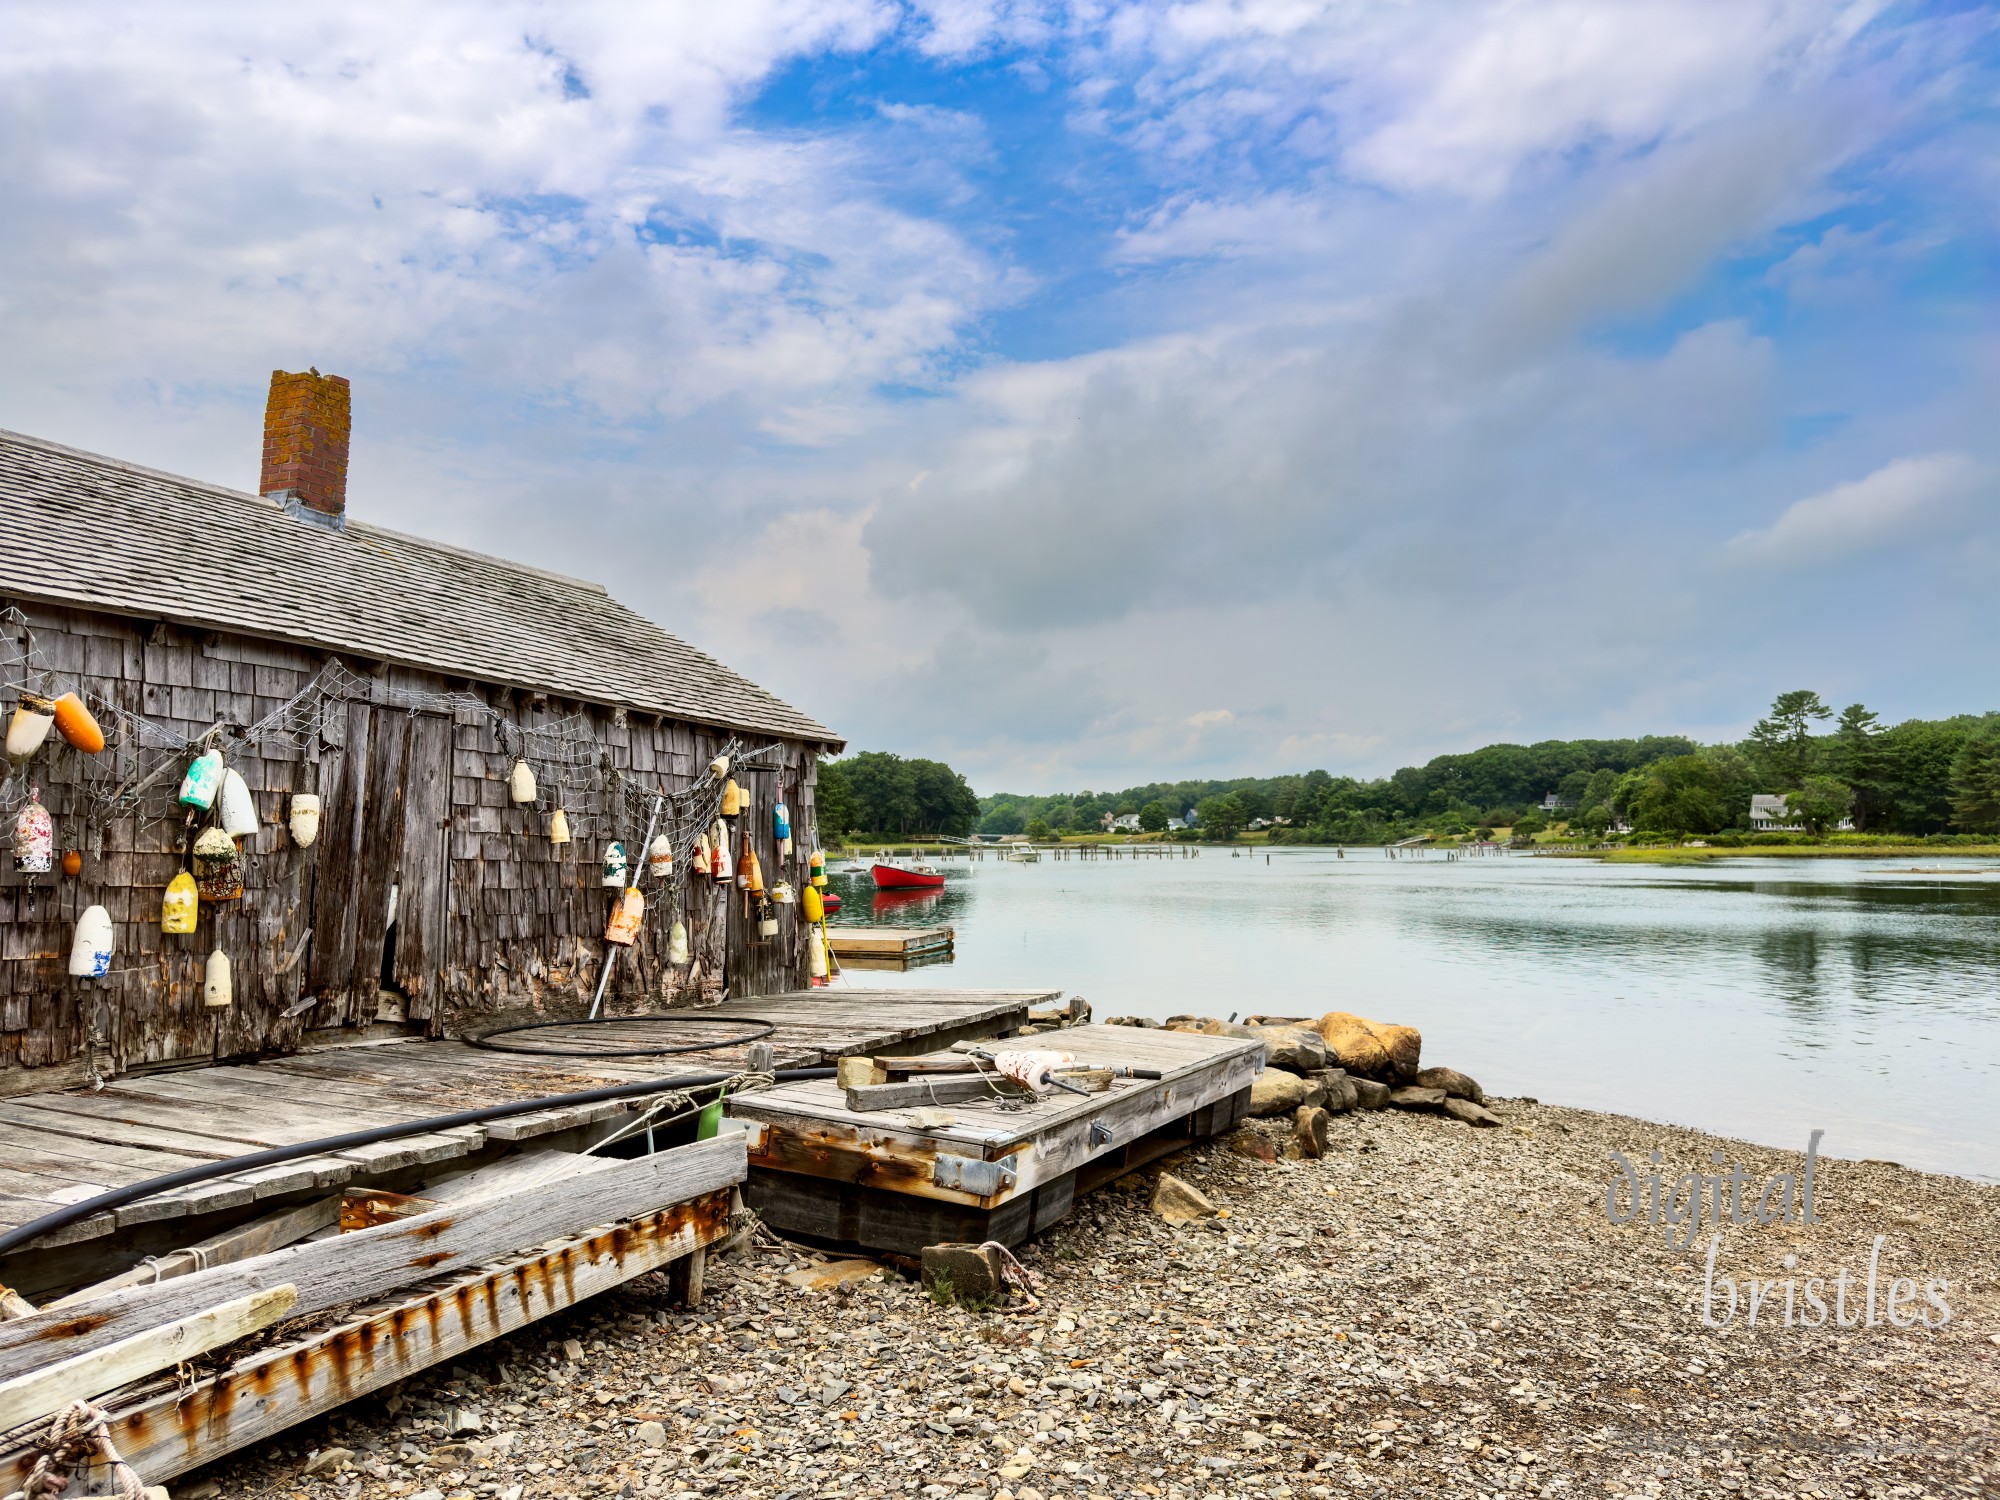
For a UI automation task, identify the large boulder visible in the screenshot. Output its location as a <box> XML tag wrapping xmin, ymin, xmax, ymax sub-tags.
<box><xmin>1443</xmin><ymin>1097</ymin><xmax>1503</xmax><ymax>1128</ymax></box>
<box><xmin>1251</xmin><ymin>1025</ymin><xmax>1328</xmax><ymax>1074</ymax></box>
<box><xmin>1414</xmin><ymin>1066</ymin><xmax>1486</xmax><ymax>1105</ymax></box>
<box><xmin>1308</xmin><ymin>1069</ymin><xmax>1359</xmax><ymax>1112</ymax></box>
<box><xmin>1350</xmin><ymin>1077</ymin><xmax>1392</xmax><ymax>1110</ymax></box>
<box><xmin>1311</xmin><ymin>1012</ymin><xmax>1422</xmax><ymax>1081</ymax></box>
<box><xmin>1388</xmin><ymin>1085</ymin><xmax>1448</xmax><ymax>1111</ymax></box>
<box><xmin>921</xmin><ymin>1243</ymin><xmax>1006</xmax><ymax>1306</ymax></box>
<box><xmin>1249</xmin><ymin>1071</ymin><xmax>1312</xmax><ymax>1116</ymax></box>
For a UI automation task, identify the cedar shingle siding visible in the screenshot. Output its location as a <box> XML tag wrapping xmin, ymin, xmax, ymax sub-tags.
<box><xmin>0</xmin><ymin>429</ymin><xmax>839</xmax><ymax>1093</ymax></box>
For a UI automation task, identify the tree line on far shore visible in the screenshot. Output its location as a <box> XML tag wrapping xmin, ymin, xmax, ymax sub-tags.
<box><xmin>971</xmin><ymin>693</ymin><xmax>2000</xmax><ymax>844</ymax></box>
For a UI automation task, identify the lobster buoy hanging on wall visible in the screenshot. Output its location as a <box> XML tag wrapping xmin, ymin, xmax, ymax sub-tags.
<box><xmin>6</xmin><ymin>699</ymin><xmax>55</xmax><ymax>759</ymax></box>
<box><xmin>604</xmin><ymin>886</ymin><xmax>645</xmax><ymax>946</ymax></box>
<box><xmin>204</xmin><ymin>947</ymin><xmax>233</xmax><ymax>1009</ymax></box>
<box><xmin>509</xmin><ymin>759</ymin><xmax>537</xmax><ymax>804</ymax></box>
<box><xmin>757</xmin><ymin>894</ymin><xmax>778</xmax><ymax>939</ymax></box>
<box><xmin>193</xmin><ymin>826</ymin><xmax>245</xmax><ymax>901</ymax></box>
<box><xmin>721</xmin><ymin>779</ymin><xmax>746</xmax><ymax>818</ymax></box>
<box><xmin>50</xmin><ymin>693</ymin><xmax>106</xmax><ymax>754</ymax></box>
<box><xmin>549</xmin><ymin>807</ymin><xmax>572</xmax><ymax>845</ymax></box>
<box><xmin>647</xmin><ymin>833</ymin><xmax>674</xmax><ymax>880</ymax></box>
<box><xmin>712</xmin><ymin>821</ymin><xmax>732</xmax><ymax>881</ymax></box>
<box><xmin>809</xmin><ymin>848</ymin><xmax>826</xmax><ymax>888</ymax></box>
<box><xmin>178</xmin><ymin>747</ymin><xmax>225</xmax><ymax>810</ymax></box>
<box><xmin>219</xmin><ymin>769</ymin><xmax>260</xmax><ymax>840</ymax></box>
<box><xmin>69</xmin><ymin>905</ymin><xmax>113</xmax><ymax>978</ymax></box>
<box><xmin>809</xmin><ymin>923</ymin><xmax>829</xmax><ymax>980</ymax></box>
<box><xmin>61</xmin><ymin>849</ymin><xmax>82</xmax><ymax>877</ymax></box>
<box><xmin>708</xmin><ymin>754</ymin><xmax>730</xmax><ymax>780</ymax></box>
<box><xmin>13</xmin><ymin>793</ymin><xmax>52</xmax><ymax>874</ymax></box>
<box><xmin>667</xmin><ymin>918</ymin><xmax>690</xmax><ymax>966</ymax></box>
<box><xmin>601</xmin><ymin>841</ymin><xmax>628</xmax><ymax>888</ymax></box>
<box><xmin>738</xmin><ymin>842</ymin><xmax>763</xmax><ymax>895</ymax></box>
<box><xmin>694</xmin><ymin>829</ymin><xmax>712</xmax><ymax>877</ymax></box>
<box><xmin>773</xmin><ymin>797</ymin><xmax>792</xmax><ymax>860</ymax></box>
<box><xmin>801</xmin><ymin>885</ymin><xmax>824</xmax><ymax>924</ymax></box>
<box><xmin>289</xmin><ymin>793</ymin><xmax>322</xmax><ymax>848</ymax></box>
<box><xmin>162</xmin><ymin>871</ymin><xmax>199</xmax><ymax>933</ymax></box>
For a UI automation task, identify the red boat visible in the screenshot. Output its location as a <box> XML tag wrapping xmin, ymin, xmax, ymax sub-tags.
<box><xmin>871</xmin><ymin>860</ymin><xmax>945</xmax><ymax>890</ymax></box>
<box><xmin>822</xmin><ymin>891</ymin><xmax>842</xmax><ymax>913</ymax></box>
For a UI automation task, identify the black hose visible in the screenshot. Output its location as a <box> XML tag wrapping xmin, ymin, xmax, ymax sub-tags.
<box><xmin>0</xmin><ymin>1065</ymin><xmax>835</xmax><ymax>1260</ymax></box>
<box><xmin>465</xmin><ymin>1013</ymin><xmax>778</xmax><ymax>1059</ymax></box>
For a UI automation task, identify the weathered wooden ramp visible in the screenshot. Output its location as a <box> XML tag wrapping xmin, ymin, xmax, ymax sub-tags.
<box><xmin>826</xmin><ymin>925</ymin><xmax>955</xmax><ymax>960</ymax></box>
<box><xmin>0</xmin><ymin>988</ymin><xmax>1054</xmax><ymax>1281</ymax></box>
<box><xmin>0</xmin><ymin>1136</ymin><xmax>746</xmax><ymax>1490</ymax></box>
<box><xmin>729</xmin><ymin>1024</ymin><xmax>1262</xmax><ymax>1254</ymax></box>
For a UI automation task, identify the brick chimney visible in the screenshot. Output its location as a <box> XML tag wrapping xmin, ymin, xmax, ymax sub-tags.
<box><xmin>260</xmin><ymin>368</ymin><xmax>350</xmax><ymax>529</ymax></box>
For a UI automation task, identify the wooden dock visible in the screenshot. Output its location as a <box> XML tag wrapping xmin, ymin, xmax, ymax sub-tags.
<box><xmin>0</xmin><ymin>987</ymin><xmax>1054</xmax><ymax>1284</ymax></box>
<box><xmin>826</xmin><ymin>925</ymin><xmax>955</xmax><ymax>965</ymax></box>
<box><xmin>728</xmin><ymin>1024</ymin><xmax>1262</xmax><ymax>1254</ymax></box>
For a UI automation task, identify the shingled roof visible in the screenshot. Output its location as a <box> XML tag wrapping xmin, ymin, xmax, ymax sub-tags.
<box><xmin>0</xmin><ymin>428</ymin><xmax>839</xmax><ymax>746</ymax></box>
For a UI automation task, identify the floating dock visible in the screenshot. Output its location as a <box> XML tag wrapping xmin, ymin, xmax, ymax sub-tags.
<box><xmin>728</xmin><ymin>1024</ymin><xmax>1262</xmax><ymax>1254</ymax></box>
<box><xmin>826</xmin><ymin>924</ymin><xmax>956</xmax><ymax>966</ymax></box>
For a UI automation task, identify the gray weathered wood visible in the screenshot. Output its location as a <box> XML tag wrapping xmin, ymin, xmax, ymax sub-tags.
<box><xmin>0</xmin><ymin>1134</ymin><xmax>745</xmax><ymax>1381</ymax></box>
<box><xmin>45</xmin><ymin>1197</ymin><xmax>339</xmax><ymax>1310</ymax></box>
<box><xmin>844</xmin><ymin>1076</ymin><xmax>1027</xmax><ymax>1111</ymax></box>
<box><xmin>0</xmin><ymin>1189</ymin><xmax>733</xmax><ymax>1489</ymax></box>
<box><xmin>0</xmin><ymin>1284</ymin><xmax>297</xmax><ymax>1432</ymax></box>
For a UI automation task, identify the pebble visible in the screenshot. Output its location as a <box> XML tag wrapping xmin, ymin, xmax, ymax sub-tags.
<box><xmin>191</xmin><ymin>1102</ymin><xmax>1992</xmax><ymax>1500</ymax></box>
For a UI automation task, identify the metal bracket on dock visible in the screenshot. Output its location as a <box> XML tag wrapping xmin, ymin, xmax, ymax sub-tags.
<box><xmin>932</xmin><ymin>1154</ymin><xmax>1017</xmax><ymax>1196</ymax></box>
<box><xmin>1089</xmin><ymin>1121</ymin><xmax>1114</xmax><ymax>1148</ymax></box>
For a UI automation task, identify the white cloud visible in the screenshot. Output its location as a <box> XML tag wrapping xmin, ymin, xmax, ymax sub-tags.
<box><xmin>1725</xmin><ymin>453</ymin><xmax>1988</xmax><ymax>567</ymax></box>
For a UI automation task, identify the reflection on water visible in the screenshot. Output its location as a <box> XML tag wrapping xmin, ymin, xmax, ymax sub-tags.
<box><xmin>824</xmin><ymin>852</ymin><xmax>2000</xmax><ymax>1180</ymax></box>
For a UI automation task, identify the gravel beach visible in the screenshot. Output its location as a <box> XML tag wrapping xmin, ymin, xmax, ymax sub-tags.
<box><xmin>187</xmin><ymin>1099</ymin><xmax>1999</xmax><ymax>1500</ymax></box>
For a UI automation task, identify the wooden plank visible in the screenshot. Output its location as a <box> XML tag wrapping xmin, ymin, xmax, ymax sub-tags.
<box><xmin>0</xmin><ymin>1133</ymin><xmax>746</xmax><ymax>1380</ymax></box>
<box><xmin>46</xmin><ymin>1197</ymin><xmax>340</xmax><ymax>1310</ymax></box>
<box><xmin>843</xmin><ymin>1076</ymin><xmax>1028</xmax><ymax>1111</ymax></box>
<box><xmin>0</xmin><ymin>1188</ymin><xmax>734</xmax><ymax>1489</ymax></box>
<box><xmin>0</xmin><ymin>1284</ymin><xmax>298</xmax><ymax>1432</ymax></box>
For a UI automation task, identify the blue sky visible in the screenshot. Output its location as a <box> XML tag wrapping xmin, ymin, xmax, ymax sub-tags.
<box><xmin>3</xmin><ymin>1</ymin><xmax>1995</xmax><ymax>791</ymax></box>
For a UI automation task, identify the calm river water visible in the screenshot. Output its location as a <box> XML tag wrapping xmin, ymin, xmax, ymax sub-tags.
<box><xmin>826</xmin><ymin>849</ymin><xmax>2000</xmax><ymax>1181</ymax></box>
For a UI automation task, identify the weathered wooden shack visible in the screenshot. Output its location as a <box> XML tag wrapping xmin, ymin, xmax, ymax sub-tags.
<box><xmin>0</xmin><ymin>371</ymin><xmax>841</xmax><ymax>1098</ymax></box>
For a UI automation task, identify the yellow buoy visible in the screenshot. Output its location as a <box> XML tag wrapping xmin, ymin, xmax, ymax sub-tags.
<box><xmin>162</xmin><ymin>871</ymin><xmax>199</xmax><ymax>933</ymax></box>
<box><xmin>288</xmin><ymin>793</ymin><xmax>322</xmax><ymax>848</ymax></box>
<box><xmin>549</xmin><ymin>807</ymin><xmax>572</xmax><ymax>845</ymax></box>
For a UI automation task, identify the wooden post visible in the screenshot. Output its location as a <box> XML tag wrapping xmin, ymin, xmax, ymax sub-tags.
<box><xmin>666</xmin><ymin>1244</ymin><xmax>706</xmax><ymax>1308</ymax></box>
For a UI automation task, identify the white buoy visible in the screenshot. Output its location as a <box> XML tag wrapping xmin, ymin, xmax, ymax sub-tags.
<box><xmin>647</xmin><ymin>833</ymin><xmax>673</xmax><ymax>880</ymax></box>
<box><xmin>602</xmin><ymin>841</ymin><xmax>628</xmax><ymax>888</ymax></box>
<box><xmin>69</xmin><ymin>905</ymin><xmax>113</xmax><ymax>978</ymax></box>
<box><xmin>289</xmin><ymin>793</ymin><xmax>322</xmax><ymax>848</ymax></box>
<box><xmin>509</xmin><ymin>759</ymin><xmax>537</xmax><ymax>804</ymax></box>
<box><xmin>6</xmin><ymin>701</ymin><xmax>55</xmax><ymax>759</ymax></box>
<box><xmin>219</xmin><ymin>769</ymin><xmax>260</xmax><ymax>839</ymax></box>
<box><xmin>549</xmin><ymin>808</ymin><xmax>572</xmax><ymax>845</ymax></box>
<box><xmin>204</xmin><ymin>947</ymin><xmax>233</xmax><ymax>1008</ymax></box>
<box><xmin>667</xmin><ymin>919</ymin><xmax>690</xmax><ymax>966</ymax></box>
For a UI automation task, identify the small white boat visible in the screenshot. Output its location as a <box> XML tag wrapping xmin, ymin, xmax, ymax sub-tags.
<box><xmin>1005</xmin><ymin>844</ymin><xmax>1042</xmax><ymax>863</ymax></box>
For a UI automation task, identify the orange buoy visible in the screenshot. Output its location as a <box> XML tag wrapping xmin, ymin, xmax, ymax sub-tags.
<box><xmin>61</xmin><ymin>849</ymin><xmax>82</xmax><ymax>877</ymax></box>
<box><xmin>50</xmin><ymin>693</ymin><xmax>106</xmax><ymax>754</ymax></box>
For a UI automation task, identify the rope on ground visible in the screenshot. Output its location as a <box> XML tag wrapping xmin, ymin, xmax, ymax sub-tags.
<box><xmin>978</xmin><ymin>1240</ymin><xmax>1043</xmax><ymax>1315</ymax></box>
<box><xmin>5</xmin><ymin>1399</ymin><xmax>149</xmax><ymax>1500</ymax></box>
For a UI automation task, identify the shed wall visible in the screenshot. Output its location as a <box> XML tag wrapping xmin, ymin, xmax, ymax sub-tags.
<box><xmin>0</xmin><ymin>603</ymin><xmax>820</xmax><ymax>1093</ymax></box>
